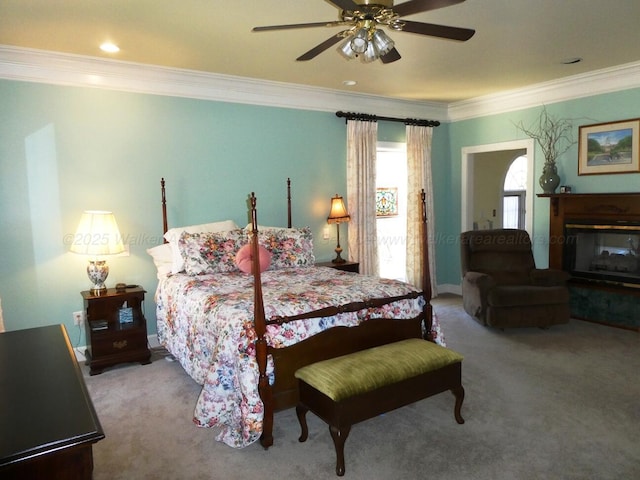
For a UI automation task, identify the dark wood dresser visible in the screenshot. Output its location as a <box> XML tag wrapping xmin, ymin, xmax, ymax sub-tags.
<box><xmin>0</xmin><ymin>324</ymin><xmax>105</xmax><ymax>479</ymax></box>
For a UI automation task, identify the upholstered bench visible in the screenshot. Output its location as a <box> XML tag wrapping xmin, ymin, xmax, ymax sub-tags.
<box><xmin>294</xmin><ymin>338</ymin><xmax>465</xmax><ymax>476</ymax></box>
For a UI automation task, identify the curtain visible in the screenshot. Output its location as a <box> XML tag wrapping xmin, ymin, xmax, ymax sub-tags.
<box><xmin>406</xmin><ymin>124</ymin><xmax>437</xmax><ymax>295</ymax></box>
<box><xmin>346</xmin><ymin>119</ymin><xmax>379</xmax><ymax>276</ymax></box>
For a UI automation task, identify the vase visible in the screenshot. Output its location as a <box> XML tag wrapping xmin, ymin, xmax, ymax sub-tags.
<box><xmin>539</xmin><ymin>162</ymin><xmax>560</xmax><ymax>194</ymax></box>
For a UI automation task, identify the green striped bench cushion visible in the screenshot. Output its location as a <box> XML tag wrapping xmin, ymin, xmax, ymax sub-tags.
<box><xmin>294</xmin><ymin>338</ymin><xmax>463</xmax><ymax>402</ymax></box>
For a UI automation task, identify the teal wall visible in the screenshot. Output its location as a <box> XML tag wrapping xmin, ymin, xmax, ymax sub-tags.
<box><xmin>0</xmin><ymin>80</ymin><xmax>351</xmax><ymax>338</ymax></box>
<box><xmin>439</xmin><ymin>88</ymin><xmax>640</xmax><ymax>285</ymax></box>
<box><xmin>2</xmin><ymin>76</ymin><xmax>639</xmax><ymax>341</ymax></box>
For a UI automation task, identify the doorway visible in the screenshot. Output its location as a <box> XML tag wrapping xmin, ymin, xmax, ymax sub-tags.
<box><xmin>461</xmin><ymin>139</ymin><xmax>535</xmax><ymax>234</ymax></box>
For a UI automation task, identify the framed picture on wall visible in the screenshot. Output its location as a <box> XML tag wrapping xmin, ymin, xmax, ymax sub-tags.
<box><xmin>578</xmin><ymin>119</ymin><xmax>640</xmax><ymax>175</ymax></box>
<box><xmin>376</xmin><ymin>187</ymin><xmax>398</xmax><ymax>217</ymax></box>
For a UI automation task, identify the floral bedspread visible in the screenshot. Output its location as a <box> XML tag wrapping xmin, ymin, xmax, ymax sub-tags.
<box><xmin>155</xmin><ymin>267</ymin><xmax>443</xmax><ymax>448</ymax></box>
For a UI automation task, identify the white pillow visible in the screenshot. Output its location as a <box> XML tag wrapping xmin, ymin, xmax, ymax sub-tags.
<box><xmin>164</xmin><ymin>220</ymin><xmax>239</xmax><ymax>273</ymax></box>
<box><xmin>146</xmin><ymin>243</ymin><xmax>173</xmax><ymax>279</ymax></box>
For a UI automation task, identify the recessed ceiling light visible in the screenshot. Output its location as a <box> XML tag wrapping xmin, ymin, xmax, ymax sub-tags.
<box><xmin>100</xmin><ymin>42</ymin><xmax>120</xmax><ymax>54</ymax></box>
<box><xmin>561</xmin><ymin>57</ymin><xmax>582</xmax><ymax>65</ymax></box>
<box><xmin>342</xmin><ymin>80</ymin><xmax>357</xmax><ymax>86</ymax></box>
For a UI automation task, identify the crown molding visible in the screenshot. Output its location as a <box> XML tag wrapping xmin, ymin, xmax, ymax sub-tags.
<box><xmin>0</xmin><ymin>45</ymin><xmax>448</xmax><ymax>121</ymax></box>
<box><xmin>2</xmin><ymin>46</ymin><xmax>639</xmax><ymax>124</ymax></box>
<box><xmin>447</xmin><ymin>61</ymin><xmax>640</xmax><ymax>122</ymax></box>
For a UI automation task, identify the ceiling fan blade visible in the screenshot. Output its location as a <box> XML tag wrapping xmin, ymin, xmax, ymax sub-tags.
<box><xmin>380</xmin><ymin>48</ymin><xmax>402</xmax><ymax>64</ymax></box>
<box><xmin>296</xmin><ymin>35</ymin><xmax>345</xmax><ymax>61</ymax></box>
<box><xmin>400</xmin><ymin>20</ymin><xmax>475</xmax><ymax>41</ymax></box>
<box><xmin>253</xmin><ymin>21</ymin><xmax>346</xmax><ymax>32</ymax></box>
<box><xmin>393</xmin><ymin>0</ymin><xmax>466</xmax><ymax>17</ymax></box>
<box><xmin>326</xmin><ymin>0</ymin><xmax>361</xmax><ymax>11</ymax></box>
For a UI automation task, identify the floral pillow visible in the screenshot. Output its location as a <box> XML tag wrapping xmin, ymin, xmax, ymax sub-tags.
<box><xmin>256</xmin><ymin>226</ymin><xmax>315</xmax><ymax>269</ymax></box>
<box><xmin>178</xmin><ymin>229</ymin><xmax>247</xmax><ymax>275</ymax></box>
<box><xmin>164</xmin><ymin>219</ymin><xmax>239</xmax><ymax>274</ymax></box>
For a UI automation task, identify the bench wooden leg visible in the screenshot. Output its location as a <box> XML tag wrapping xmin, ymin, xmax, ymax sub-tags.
<box><xmin>329</xmin><ymin>424</ymin><xmax>351</xmax><ymax>477</ymax></box>
<box><xmin>452</xmin><ymin>386</ymin><xmax>465</xmax><ymax>424</ymax></box>
<box><xmin>296</xmin><ymin>403</ymin><xmax>309</xmax><ymax>442</ymax></box>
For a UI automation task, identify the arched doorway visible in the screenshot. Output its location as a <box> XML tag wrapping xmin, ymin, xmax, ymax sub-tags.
<box><xmin>503</xmin><ymin>154</ymin><xmax>528</xmax><ymax>229</ymax></box>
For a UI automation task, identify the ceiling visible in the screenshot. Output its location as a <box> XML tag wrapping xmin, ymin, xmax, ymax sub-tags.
<box><xmin>2</xmin><ymin>0</ymin><xmax>640</xmax><ymax>104</ymax></box>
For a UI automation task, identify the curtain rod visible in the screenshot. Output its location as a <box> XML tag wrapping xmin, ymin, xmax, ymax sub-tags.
<box><xmin>336</xmin><ymin>111</ymin><xmax>440</xmax><ymax>127</ymax></box>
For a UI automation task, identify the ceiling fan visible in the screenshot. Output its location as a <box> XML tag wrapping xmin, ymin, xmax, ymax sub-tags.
<box><xmin>252</xmin><ymin>0</ymin><xmax>475</xmax><ymax>64</ymax></box>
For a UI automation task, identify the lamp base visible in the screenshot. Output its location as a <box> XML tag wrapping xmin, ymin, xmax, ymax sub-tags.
<box><xmin>332</xmin><ymin>248</ymin><xmax>346</xmax><ymax>264</ymax></box>
<box><xmin>87</xmin><ymin>260</ymin><xmax>109</xmax><ymax>294</ymax></box>
<box><xmin>330</xmin><ymin>220</ymin><xmax>347</xmax><ymax>264</ymax></box>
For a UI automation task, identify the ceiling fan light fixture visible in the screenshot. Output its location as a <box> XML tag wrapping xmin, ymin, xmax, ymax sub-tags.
<box><xmin>362</xmin><ymin>41</ymin><xmax>378</xmax><ymax>63</ymax></box>
<box><xmin>371</xmin><ymin>30</ymin><xmax>394</xmax><ymax>56</ymax></box>
<box><xmin>339</xmin><ymin>38</ymin><xmax>358</xmax><ymax>60</ymax></box>
<box><xmin>350</xmin><ymin>27</ymin><xmax>369</xmax><ymax>54</ymax></box>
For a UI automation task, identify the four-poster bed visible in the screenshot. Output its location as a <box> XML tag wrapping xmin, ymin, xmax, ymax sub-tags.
<box><xmin>150</xmin><ymin>178</ymin><xmax>438</xmax><ymax>449</ymax></box>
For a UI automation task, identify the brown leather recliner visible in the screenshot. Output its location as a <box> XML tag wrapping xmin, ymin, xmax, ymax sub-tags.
<box><xmin>460</xmin><ymin>229</ymin><xmax>570</xmax><ymax>328</ymax></box>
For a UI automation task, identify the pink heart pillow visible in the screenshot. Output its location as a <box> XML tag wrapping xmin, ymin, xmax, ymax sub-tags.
<box><xmin>235</xmin><ymin>244</ymin><xmax>272</xmax><ymax>274</ymax></box>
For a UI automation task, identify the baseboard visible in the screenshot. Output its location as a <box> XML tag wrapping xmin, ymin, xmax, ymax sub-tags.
<box><xmin>74</xmin><ymin>348</ymin><xmax>87</xmax><ymax>362</ymax></box>
<box><xmin>147</xmin><ymin>333</ymin><xmax>161</xmax><ymax>348</ymax></box>
<box><xmin>436</xmin><ymin>284</ymin><xmax>462</xmax><ymax>296</ymax></box>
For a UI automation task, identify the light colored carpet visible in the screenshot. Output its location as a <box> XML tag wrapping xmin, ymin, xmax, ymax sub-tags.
<box><xmin>84</xmin><ymin>295</ymin><xmax>640</xmax><ymax>480</ymax></box>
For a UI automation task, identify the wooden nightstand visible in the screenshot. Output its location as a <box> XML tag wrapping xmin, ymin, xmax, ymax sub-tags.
<box><xmin>81</xmin><ymin>287</ymin><xmax>151</xmax><ymax>375</ymax></box>
<box><xmin>316</xmin><ymin>261</ymin><xmax>360</xmax><ymax>274</ymax></box>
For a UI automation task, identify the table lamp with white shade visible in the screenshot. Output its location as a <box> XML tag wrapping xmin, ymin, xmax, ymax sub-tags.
<box><xmin>70</xmin><ymin>210</ymin><xmax>124</xmax><ymax>294</ymax></box>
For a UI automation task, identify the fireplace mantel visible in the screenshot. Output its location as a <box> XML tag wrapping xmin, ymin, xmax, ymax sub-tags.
<box><xmin>538</xmin><ymin>192</ymin><xmax>640</xmax><ymax>269</ymax></box>
<box><xmin>539</xmin><ymin>192</ymin><xmax>640</xmax><ymax>218</ymax></box>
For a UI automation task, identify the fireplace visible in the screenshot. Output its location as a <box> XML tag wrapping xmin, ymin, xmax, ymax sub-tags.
<box><xmin>540</xmin><ymin>192</ymin><xmax>640</xmax><ymax>330</ymax></box>
<box><xmin>563</xmin><ymin>221</ymin><xmax>640</xmax><ymax>287</ymax></box>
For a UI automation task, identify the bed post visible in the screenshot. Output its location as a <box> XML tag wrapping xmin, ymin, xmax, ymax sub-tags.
<box><xmin>161</xmin><ymin>178</ymin><xmax>168</xmax><ymax>241</ymax></box>
<box><xmin>251</xmin><ymin>193</ymin><xmax>274</xmax><ymax>449</ymax></box>
<box><xmin>286</xmin><ymin>177</ymin><xmax>292</xmax><ymax>228</ymax></box>
<box><xmin>420</xmin><ymin>189</ymin><xmax>434</xmax><ymax>342</ymax></box>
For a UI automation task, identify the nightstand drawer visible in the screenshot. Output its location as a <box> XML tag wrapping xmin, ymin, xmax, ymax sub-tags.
<box><xmin>90</xmin><ymin>327</ymin><xmax>148</xmax><ymax>358</ymax></box>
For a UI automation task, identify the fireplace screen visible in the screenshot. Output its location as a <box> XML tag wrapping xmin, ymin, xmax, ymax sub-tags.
<box><xmin>564</xmin><ymin>223</ymin><xmax>640</xmax><ymax>286</ymax></box>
